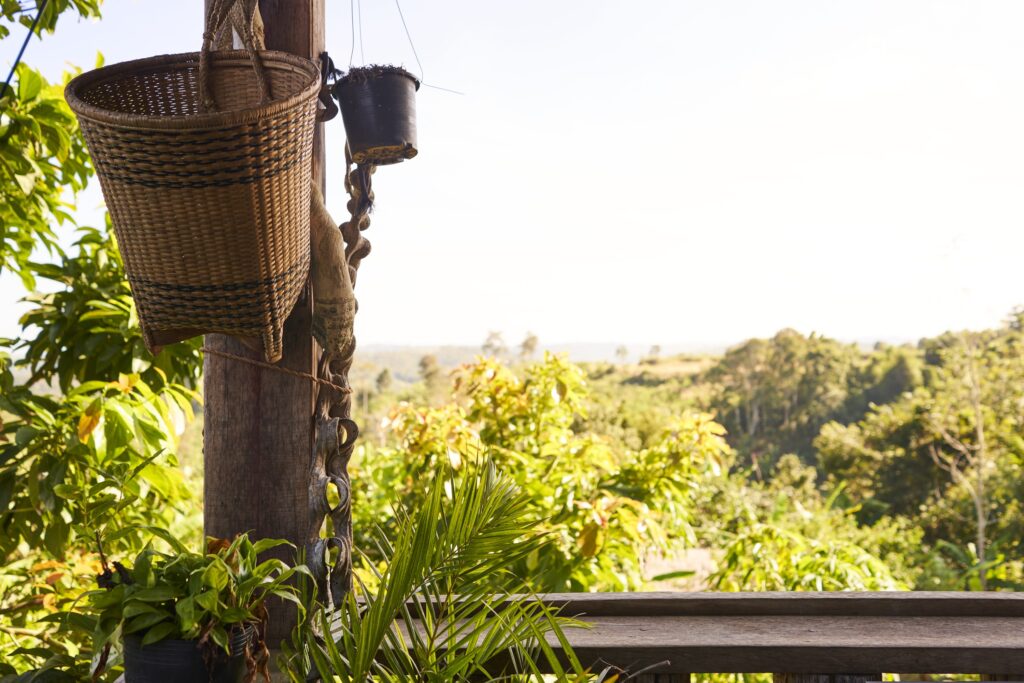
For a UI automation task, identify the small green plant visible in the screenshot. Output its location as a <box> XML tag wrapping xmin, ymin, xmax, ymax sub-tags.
<box><xmin>280</xmin><ymin>460</ymin><xmax>616</xmax><ymax>682</ymax></box>
<box><xmin>87</xmin><ymin>533</ymin><xmax>309</xmax><ymax>679</ymax></box>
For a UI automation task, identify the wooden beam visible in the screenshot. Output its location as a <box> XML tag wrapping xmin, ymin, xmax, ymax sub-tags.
<box><xmin>409</xmin><ymin>593</ymin><xmax>1024</xmax><ymax>675</ymax></box>
<box><xmin>539</xmin><ymin>591</ymin><xmax>1024</xmax><ymax>618</ymax></box>
<box><xmin>203</xmin><ymin>0</ymin><xmax>325</xmax><ymax>645</ymax></box>
<box><xmin>539</xmin><ymin>613</ymin><xmax>1024</xmax><ymax>673</ymax></box>
<box><xmin>544</xmin><ymin>592</ymin><xmax>1023</xmax><ymax>674</ymax></box>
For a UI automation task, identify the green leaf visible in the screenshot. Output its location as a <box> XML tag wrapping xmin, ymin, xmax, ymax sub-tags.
<box><xmin>140</xmin><ymin>621</ymin><xmax>177</xmax><ymax>646</ymax></box>
<box><xmin>135</xmin><ymin>525</ymin><xmax>189</xmax><ymax>554</ymax></box>
<box><xmin>138</xmin><ymin>462</ymin><xmax>183</xmax><ymax>497</ymax></box>
<box><xmin>15</xmin><ymin>426</ymin><xmax>39</xmax><ymax>446</ymax></box>
<box><xmin>252</xmin><ymin>538</ymin><xmax>293</xmax><ymax>555</ymax></box>
<box><xmin>650</xmin><ymin>569</ymin><xmax>696</xmax><ymax>582</ymax></box>
<box><xmin>14</xmin><ymin>172</ymin><xmax>36</xmax><ymax>195</ymax></box>
<box><xmin>133</xmin><ymin>551</ymin><xmax>154</xmax><ymax>587</ymax></box>
<box><xmin>17</xmin><ymin>68</ymin><xmax>43</xmax><ymax>101</ymax></box>
<box><xmin>122</xmin><ymin>600</ymin><xmax>160</xmax><ymax>620</ymax></box>
<box><xmin>43</xmin><ymin>517</ymin><xmax>69</xmax><ymax>556</ymax></box>
<box><xmin>125</xmin><ymin>611</ymin><xmax>171</xmax><ymax>634</ymax></box>
<box><xmin>202</xmin><ymin>560</ymin><xmax>228</xmax><ymax>591</ymax></box>
<box><xmin>208</xmin><ymin>626</ymin><xmax>229</xmax><ymax>653</ymax></box>
<box><xmin>219</xmin><ymin>607</ymin><xmax>250</xmax><ymax>624</ymax></box>
<box><xmin>88</xmin><ymin>585</ymin><xmax>126</xmax><ymax>610</ymax></box>
<box><xmin>131</xmin><ymin>585</ymin><xmax>179</xmax><ymax>602</ymax></box>
<box><xmin>51</xmin><ymin>483</ymin><xmax>79</xmax><ymax>499</ymax></box>
<box><xmin>195</xmin><ymin>589</ymin><xmax>218</xmax><ymax>611</ymax></box>
<box><xmin>175</xmin><ymin>596</ymin><xmax>196</xmax><ymax>631</ymax></box>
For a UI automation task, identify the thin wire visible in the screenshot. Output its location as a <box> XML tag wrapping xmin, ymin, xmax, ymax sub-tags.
<box><xmin>348</xmin><ymin>0</ymin><xmax>356</xmax><ymax>68</ymax></box>
<box><xmin>421</xmin><ymin>82</ymin><xmax>465</xmax><ymax>96</ymax></box>
<box><xmin>1</xmin><ymin>0</ymin><xmax>49</xmax><ymax>98</ymax></box>
<box><xmin>393</xmin><ymin>0</ymin><xmax>424</xmax><ymax>83</ymax></box>
<box><xmin>356</xmin><ymin>0</ymin><xmax>365</xmax><ymax>65</ymax></box>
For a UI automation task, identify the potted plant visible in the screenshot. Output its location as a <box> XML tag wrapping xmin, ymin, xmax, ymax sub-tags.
<box><xmin>88</xmin><ymin>533</ymin><xmax>308</xmax><ymax>683</ymax></box>
<box><xmin>332</xmin><ymin>64</ymin><xmax>419</xmax><ymax>166</ymax></box>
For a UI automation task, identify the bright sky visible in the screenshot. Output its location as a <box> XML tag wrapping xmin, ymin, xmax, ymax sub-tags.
<box><xmin>2</xmin><ymin>1</ymin><xmax>1023</xmax><ymax>348</ymax></box>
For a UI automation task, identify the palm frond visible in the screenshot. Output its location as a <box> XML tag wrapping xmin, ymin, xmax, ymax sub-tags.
<box><xmin>279</xmin><ymin>458</ymin><xmax>600</xmax><ymax>682</ymax></box>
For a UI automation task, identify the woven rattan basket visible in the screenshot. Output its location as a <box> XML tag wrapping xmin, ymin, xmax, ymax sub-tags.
<box><xmin>65</xmin><ymin>12</ymin><xmax>319</xmax><ymax>362</ymax></box>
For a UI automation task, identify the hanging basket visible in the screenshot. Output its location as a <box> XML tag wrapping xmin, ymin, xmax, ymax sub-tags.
<box><xmin>333</xmin><ymin>65</ymin><xmax>419</xmax><ymax>166</ymax></box>
<box><xmin>64</xmin><ymin>3</ymin><xmax>320</xmax><ymax>362</ymax></box>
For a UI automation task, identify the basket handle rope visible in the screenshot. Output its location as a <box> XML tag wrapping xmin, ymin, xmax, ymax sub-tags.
<box><xmin>199</xmin><ymin>0</ymin><xmax>271</xmax><ymax>112</ymax></box>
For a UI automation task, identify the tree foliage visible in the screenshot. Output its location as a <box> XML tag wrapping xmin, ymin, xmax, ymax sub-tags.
<box><xmin>358</xmin><ymin>354</ymin><xmax>732</xmax><ymax>591</ymax></box>
<box><xmin>355</xmin><ymin>353</ymin><xmax>910</xmax><ymax>597</ymax></box>
<box><xmin>705</xmin><ymin>330</ymin><xmax>923</xmax><ymax>470</ymax></box>
<box><xmin>0</xmin><ymin>0</ymin><xmax>102</xmax><ymax>40</ymax></box>
<box><xmin>1</xmin><ymin>0</ymin><xmax>102</xmax><ymax>283</ymax></box>
<box><xmin>17</xmin><ymin>224</ymin><xmax>202</xmax><ymax>392</ymax></box>
<box><xmin>0</xmin><ymin>62</ymin><xmax>93</xmax><ymax>287</ymax></box>
<box><xmin>0</xmin><ymin>2</ymin><xmax>204</xmax><ymax>672</ymax></box>
<box><xmin>815</xmin><ymin>318</ymin><xmax>1024</xmax><ymax>589</ymax></box>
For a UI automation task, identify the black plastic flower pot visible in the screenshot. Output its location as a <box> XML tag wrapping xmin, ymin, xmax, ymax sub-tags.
<box><xmin>123</xmin><ymin>626</ymin><xmax>253</xmax><ymax>683</ymax></box>
<box><xmin>333</xmin><ymin>64</ymin><xmax>419</xmax><ymax>166</ymax></box>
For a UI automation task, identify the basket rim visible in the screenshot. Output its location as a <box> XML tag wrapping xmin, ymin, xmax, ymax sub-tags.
<box><xmin>64</xmin><ymin>49</ymin><xmax>321</xmax><ymax>131</ymax></box>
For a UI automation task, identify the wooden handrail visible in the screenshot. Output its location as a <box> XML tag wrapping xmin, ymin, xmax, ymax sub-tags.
<box><xmin>531</xmin><ymin>592</ymin><xmax>1024</xmax><ymax>677</ymax></box>
<box><xmin>545</xmin><ymin>590</ymin><xmax>1024</xmax><ymax>617</ymax></box>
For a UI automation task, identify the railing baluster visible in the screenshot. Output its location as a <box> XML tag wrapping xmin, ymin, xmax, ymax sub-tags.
<box><xmin>774</xmin><ymin>674</ymin><xmax>831</xmax><ymax>683</ymax></box>
<box><xmin>775</xmin><ymin>674</ymin><xmax>881</xmax><ymax>683</ymax></box>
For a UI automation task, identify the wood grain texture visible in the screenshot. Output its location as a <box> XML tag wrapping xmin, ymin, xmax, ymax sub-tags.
<box><xmin>539</xmin><ymin>591</ymin><xmax>1024</xmax><ymax>618</ymax></box>
<box><xmin>552</xmin><ymin>614</ymin><xmax>1024</xmax><ymax>673</ymax></box>
<box><xmin>260</xmin><ymin>0</ymin><xmax>325</xmax><ymax>192</ymax></box>
<box><xmin>413</xmin><ymin>594</ymin><xmax>1024</xmax><ymax>676</ymax></box>
<box><xmin>203</xmin><ymin>0</ymin><xmax>324</xmax><ymax>645</ymax></box>
<box><xmin>394</xmin><ymin>595</ymin><xmax>1024</xmax><ymax>675</ymax></box>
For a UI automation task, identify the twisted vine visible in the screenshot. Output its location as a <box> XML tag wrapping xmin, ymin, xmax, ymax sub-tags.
<box><xmin>307</xmin><ymin>145</ymin><xmax>375</xmax><ymax>606</ymax></box>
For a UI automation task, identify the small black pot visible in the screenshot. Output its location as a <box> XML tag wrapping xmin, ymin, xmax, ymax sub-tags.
<box><xmin>333</xmin><ymin>65</ymin><xmax>419</xmax><ymax>166</ymax></box>
<box><xmin>123</xmin><ymin>626</ymin><xmax>253</xmax><ymax>683</ymax></box>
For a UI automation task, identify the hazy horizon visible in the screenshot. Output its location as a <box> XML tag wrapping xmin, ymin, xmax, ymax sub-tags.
<box><xmin>358</xmin><ymin>329</ymin><xmax>965</xmax><ymax>356</ymax></box>
<box><xmin>2</xmin><ymin>1</ymin><xmax>1022</xmax><ymax>348</ymax></box>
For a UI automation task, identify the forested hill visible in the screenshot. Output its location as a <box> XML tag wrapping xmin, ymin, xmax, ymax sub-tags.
<box><xmin>585</xmin><ymin>311</ymin><xmax>1024</xmax><ymax>589</ymax></box>
<box><xmin>354</xmin><ymin>342</ymin><xmax>729</xmax><ymax>384</ymax></box>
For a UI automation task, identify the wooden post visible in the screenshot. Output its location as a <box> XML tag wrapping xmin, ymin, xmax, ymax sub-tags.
<box><xmin>203</xmin><ymin>0</ymin><xmax>325</xmax><ymax>645</ymax></box>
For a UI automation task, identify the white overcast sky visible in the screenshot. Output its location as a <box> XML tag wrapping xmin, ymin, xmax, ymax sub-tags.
<box><xmin>2</xmin><ymin>1</ymin><xmax>1022</xmax><ymax>348</ymax></box>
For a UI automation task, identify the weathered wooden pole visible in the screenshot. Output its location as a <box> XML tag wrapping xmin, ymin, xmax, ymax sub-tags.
<box><xmin>203</xmin><ymin>0</ymin><xmax>325</xmax><ymax>645</ymax></box>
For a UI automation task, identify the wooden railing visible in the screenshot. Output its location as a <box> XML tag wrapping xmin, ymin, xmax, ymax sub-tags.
<box><xmin>542</xmin><ymin>592</ymin><xmax>1024</xmax><ymax>681</ymax></box>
